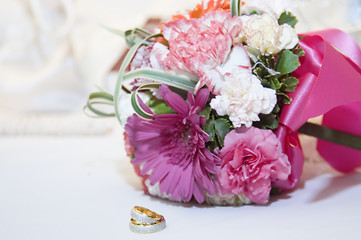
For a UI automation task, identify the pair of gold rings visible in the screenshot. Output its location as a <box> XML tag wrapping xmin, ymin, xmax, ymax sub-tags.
<box><xmin>129</xmin><ymin>206</ymin><xmax>166</xmax><ymax>233</ymax></box>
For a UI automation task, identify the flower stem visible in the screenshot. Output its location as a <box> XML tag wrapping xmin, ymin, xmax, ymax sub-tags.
<box><xmin>298</xmin><ymin>122</ymin><xmax>361</xmax><ymax>151</ymax></box>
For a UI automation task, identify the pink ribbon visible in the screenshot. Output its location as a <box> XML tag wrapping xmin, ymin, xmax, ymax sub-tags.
<box><xmin>274</xmin><ymin>29</ymin><xmax>361</xmax><ymax>190</ymax></box>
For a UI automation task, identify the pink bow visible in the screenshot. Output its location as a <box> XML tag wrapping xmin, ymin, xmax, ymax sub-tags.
<box><xmin>274</xmin><ymin>29</ymin><xmax>361</xmax><ymax>190</ymax></box>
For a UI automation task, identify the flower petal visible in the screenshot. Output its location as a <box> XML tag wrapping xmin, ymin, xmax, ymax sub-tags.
<box><xmin>194</xmin><ymin>88</ymin><xmax>210</xmax><ymax>111</ymax></box>
<box><xmin>193</xmin><ymin>181</ymin><xmax>205</xmax><ymax>203</ymax></box>
<box><xmin>159</xmin><ymin>84</ymin><xmax>189</xmax><ymax>115</ymax></box>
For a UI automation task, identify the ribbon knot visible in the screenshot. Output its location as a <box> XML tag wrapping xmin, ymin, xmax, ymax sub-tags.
<box><xmin>275</xmin><ymin>29</ymin><xmax>361</xmax><ymax>190</ymax></box>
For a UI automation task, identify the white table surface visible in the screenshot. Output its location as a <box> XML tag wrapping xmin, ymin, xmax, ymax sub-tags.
<box><xmin>1</xmin><ymin>126</ymin><xmax>361</xmax><ymax>240</ymax></box>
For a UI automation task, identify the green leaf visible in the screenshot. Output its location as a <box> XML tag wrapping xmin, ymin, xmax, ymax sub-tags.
<box><xmin>130</xmin><ymin>83</ymin><xmax>161</xmax><ymax>119</ymax></box>
<box><xmin>204</xmin><ymin>119</ymin><xmax>216</xmax><ymax>143</ymax></box>
<box><xmin>270</xmin><ymin>187</ymin><xmax>281</xmax><ymax>196</ymax></box>
<box><xmin>213</xmin><ymin>119</ymin><xmax>232</xmax><ymax>147</ymax></box>
<box><xmin>253</xmin><ymin>113</ymin><xmax>279</xmax><ymax>130</ymax></box>
<box><xmin>269</xmin><ymin>77</ymin><xmax>282</xmax><ymax>90</ymax></box>
<box><xmin>272</xmin><ymin>104</ymin><xmax>281</xmax><ymax>114</ymax></box>
<box><xmin>200</xmin><ymin>107</ymin><xmax>211</xmax><ymax>119</ymax></box>
<box><xmin>295</xmin><ymin>46</ymin><xmax>305</xmax><ymax>57</ymax></box>
<box><xmin>278</xmin><ymin>11</ymin><xmax>298</xmax><ymax>28</ymax></box>
<box><xmin>147</xmin><ymin>97</ymin><xmax>173</xmax><ymax>114</ymax></box>
<box><xmin>230</xmin><ymin>0</ymin><xmax>241</xmax><ymax>17</ymax></box>
<box><xmin>204</xmin><ymin>118</ymin><xmax>232</xmax><ymax>148</ymax></box>
<box><xmin>277</xmin><ymin>92</ymin><xmax>292</xmax><ymax>104</ymax></box>
<box><xmin>124</xmin><ymin>28</ymin><xmax>152</xmax><ymax>48</ymax></box>
<box><xmin>253</xmin><ymin>66</ymin><xmax>265</xmax><ymax>80</ymax></box>
<box><xmin>275</xmin><ymin>50</ymin><xmax>300</xmax><ymax>75</ymax></box>
<box><xmin>89</xmin><ymin>91</ymin><xmax>114</xmax><ymax>102</ymax></box>
<box><xmin>264</xmin><ymin>55</ymin><xmax>275</xmax><ymax>69</ymax></box>
<box><xmin>261</xmin><ymin>79</ymin><xmax>271</xmax><ymax>88</ymax></box>
<box><xmin>84</xmin><ymin>91</ymin><xmax>115</xmax><ymax>118</ymax></box>
<box><xmin>283</xmin><ymin>76</ymin><xmax>299</xmax><ymax>86</ymax></box>
<box><xmin>123</xmin><ymin>68</ymin><xmax>196</xmax><ymax>92</ymax></box>
<box><xmin>283</xmin><ymin>77</ymin><xmax>299</xmax><ymax>92</ymax></box>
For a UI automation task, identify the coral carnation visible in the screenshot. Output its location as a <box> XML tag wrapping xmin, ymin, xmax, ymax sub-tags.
<box><xmin>159</xmin><ymin>10</ymin><xmax>250</xmax><ymax>94</ymax></box>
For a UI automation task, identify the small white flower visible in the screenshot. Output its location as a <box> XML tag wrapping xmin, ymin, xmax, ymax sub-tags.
<box><xmin>210</xmin><ymin>70</ymin><xmax>277</xmax><ymax>128</ymax></box>
<box><xmin>238</xmin><ymin>13</ymin><xmax>299</xmax><ymax>55</ymax></box>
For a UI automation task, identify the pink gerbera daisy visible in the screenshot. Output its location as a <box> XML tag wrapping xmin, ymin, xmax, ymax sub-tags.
<box><xmin>125</xmin><ymin>85</ymin><xmax>220</xmax><ymax>203</ymax></box>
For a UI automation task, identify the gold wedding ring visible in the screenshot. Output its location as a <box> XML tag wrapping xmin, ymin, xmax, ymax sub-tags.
<box><xmin>131</xmin><ymin>206</ymin><xmax>164</xmax><ymax>224</ymax></box>
<box><xmin>129</xmin><ymin>206</ymin><xmax>166</xmax><ymax>233</ymax></box>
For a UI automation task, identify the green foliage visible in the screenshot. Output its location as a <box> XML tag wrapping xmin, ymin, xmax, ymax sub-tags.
<box><xmin>270</xmin><ymin>187</ymin><xmax>281</xmax><ymax>196</ymax></box>
<box><xmin>230</xmin><ymin>0</ymin><xmax>241</xmax><ymax>17</ymax></box>
<box><xmin>269</xmin><ymin>76</ymin><xmax>282</xmax><ymax>90</ymax></box>
<box><xmin>131</xmin><ymin>84</ymin><xmax>160</xmax><ymax>120</ymax></box>
<box><xmin>204</xmin><ymin>115</ymin><xmax>232</xmax><ymax>149</ymax></box>
<box><xmin>294</xmin><ymin>45</ymin><xmax>305</xmax><ymax>56</ymax></box>
<box><xmin>84</xmin><ymin>91</ymin><xmax>115</xmax><ymax>118</ymax></box>
<box><xmin>253</xmin><ymin>113</ymin><xmax>279</xmax><ymax>130</ymax></box>
<box><xmin>282</xmin><ymin>77</ymin><xmax>299</xmax><ymax>92</ymax></box>
<box><xmin>147</xmin><ymin>96</ymin><xmax>173</xmax><ymax>114</ymax></box>
<box><xmin>278</xmin><ymin>11</ymin><xmax>298</xmax><ymax>28</ymax></box>
<box><xmin>277</xmin><ymin>92</ymin><xmax>292</xmax><ymax>104</ymax></box>
<box><xmin>200</xmin><ymin>107</ymin><xmax>211</xmax><ymax>119</ymax></box>
<box><xmin>251</xmin><ymin>45</ymin><xmax>304</xmax><ymax>129</ymax></box>
<box><xmin>124</xmin><ymin>28</ymin><xmax>152</xmax><ymax>48</ymax></box>
<box><xmin>273</xmin><ymin>104</ymin><xmax>281</xmax><ymax>114</ymax></box>
<box><xmin>275</xmin><ymin>50</ymin><xmax>300</xmax><ymax>75</ymax></box>
<box><xmin>123</xmin><ymin>69</ymin><xmax>196</xmax><ymax>92</ymax></box>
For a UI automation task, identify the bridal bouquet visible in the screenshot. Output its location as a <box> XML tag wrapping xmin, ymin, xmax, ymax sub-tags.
<box><xmin>86</xmin><ymin>0</ymin><xmax>361</xmax><ymax>205</ymax></box>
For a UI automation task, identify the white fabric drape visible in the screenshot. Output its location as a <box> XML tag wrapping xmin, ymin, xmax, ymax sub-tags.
<box><xmin>0</xmin><ymin>0</ymin><xmax>359</xmax><ymax>135</ymax></box>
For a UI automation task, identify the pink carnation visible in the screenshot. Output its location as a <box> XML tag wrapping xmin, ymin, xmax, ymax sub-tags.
<box><xmin>213</xmin><ymin>127</ymin><xmax>291</xmax><ymax>203</ymax></box>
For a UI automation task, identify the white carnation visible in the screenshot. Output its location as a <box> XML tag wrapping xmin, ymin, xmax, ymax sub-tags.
<box><xmin>210</xmin><ymin>70</ymin><xmax>277</xmax><ymax>128</ymax></box>
<box><xmin>238</xmin><ymin>13</ymin><xmax>299</xmax><ymax>55</ymax></box>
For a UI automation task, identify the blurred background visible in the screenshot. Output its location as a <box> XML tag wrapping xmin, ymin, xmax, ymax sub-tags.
<box><xmin>0</xmin><ymin>0</ymin><xmax>360</xmax><ymax>136</ymax></box>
